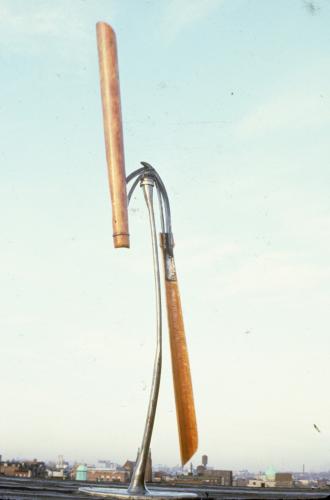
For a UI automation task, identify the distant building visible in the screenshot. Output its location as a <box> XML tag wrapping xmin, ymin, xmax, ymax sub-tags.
<box><xmin>75</xmin><ymin>464</ymin><xmax>88</xmax><ymax>481</ymax></box>
<box><xmin>275</xmin><ymin>472</ymin><xmax>293</xmax><ymax>488</ymax></box>
<box><xmin>265</xmin><ymin>466</ymin><xmax>276</xmax><ymax>482</ymax></box>
<box><xmin>197</xmin><ymin>468</ymin><xmax>232</xmax><ymax>486</ymax></box>
<box><xmin>263</xmin><ymin>466</ymin><xmax>276</xmax><ymax>487</ymax></box>
<box><xmin>317</xmin><ymin>479</ymin><xmax>330</xmax><ymax>489</ymax></box>
<box><xmin>192</xmin><ymin>455</ymin><xmax>232</xmax><ymax>486</ymax></box>
<box><xmin>196</xmin><ymin>465</ymin><xmax>206</xmax><ymax>476</ymax></box>
<box><xmin>0</xmin><ymin>463</ymin><xmax>31</xmax><ymax>478</ymax></box>
<box><xmin>74</xmin><ymin>452</ymin><xmax>152</xmax><ymax>484</ymax></box>
<box><xmin>47</xmin><ymin>455</ymin><xmax>68</xmax><ymax>480</ymax></box>
<box><xmin>0</xmin><ymin>460</ymin><xmax>46</xmax><ymax>479</ymax></box>
<box><xmin>296</xmin><ymin>479</ymin><xmax>310</xmax><ymax>488</ymax></box>
<box><xmin>48</xmin><ymin>469</ymin><xmax>65</xmax><ymax>479</ymax></box>
<box><xmin>87</xmin><ymin>468</ymin><xmax>129</xmax><ymax>483</ymax></box>
<box><xmin>232</xmin><ymin>478</ymin><xmax>248</xmax><ymax>487</ymax></box>
<box><xmin>153</xmin><ymin>470</ymin><xmax>174</xmax><ymax>483</ymax></box>
<box><xmin>247</xmin><ymin>479</ymin><xmax>266</xmax><ymax>488</ymax></box>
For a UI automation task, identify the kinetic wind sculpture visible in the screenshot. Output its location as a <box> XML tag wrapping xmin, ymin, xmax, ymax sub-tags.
<box><xmin>80</xmin><ymin>22</ymin><xmax>198</xmax><ymax>499</ymax></box>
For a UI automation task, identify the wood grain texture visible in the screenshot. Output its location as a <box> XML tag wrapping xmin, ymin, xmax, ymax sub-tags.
<box><xmin>165</xmin><ymin>279</ymin><xmax>198</xmax><ymax>465</ymax></box>
<box><xmin>96</xmin><ymin>22</ymin><xmax>129</xmax><ymax>248</ymax></box>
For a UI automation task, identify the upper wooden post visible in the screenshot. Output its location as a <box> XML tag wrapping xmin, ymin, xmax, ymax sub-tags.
<box><xmin>96</xmin><ymin>22</ymin><xmax>129</xmax><ymax>248</ymax></box>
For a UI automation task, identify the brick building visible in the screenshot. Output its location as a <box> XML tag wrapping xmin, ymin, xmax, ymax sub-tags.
<box><xmin>0</xmin><ymin>463</ymin><xmax>31</xmax><ymax>478</ymax></box>
<box><xmin>197</xmin><ymin>468</ymin><xmax>232</xmax><ymax>486</ymax></box>
<box><xmin>87</xmin><ymin>468</ymin><xmax>129</xmax><ymax>483</ymax></box>
<box><xmin>275</xmin><ymin>472</ymin><xmax>293</xmax><ymax>488</ymax></box>
<box><xmin>193</xmin><ymin>455</ymin><xmax>232</xmax><ymax>486</ymax></box>
<box><xmin>0</xmin><ymin>460</ymin><xmax>46</xmax><ymax>479</ymax></box>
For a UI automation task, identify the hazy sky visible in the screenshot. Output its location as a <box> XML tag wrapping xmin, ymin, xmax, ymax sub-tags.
<box><xmin>1</xmin><ymin>0</ymin><xmax>330</xmax><ymax>473</ymax></box>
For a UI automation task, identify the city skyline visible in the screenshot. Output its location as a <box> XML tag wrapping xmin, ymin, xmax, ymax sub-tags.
<box><xmin>1</xmin><ymin>451</ymin><xmax>328</xmax><ymax>476</ymax></box>
<box><xmin>1</xmin><ymin>0</ymin><xmax>330</xmax><ymax>471</ymax></box>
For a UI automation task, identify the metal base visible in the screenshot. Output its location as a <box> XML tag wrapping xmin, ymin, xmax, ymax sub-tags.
<box><xmin>79</xmin><ymin>487</ymin><xmax>198</xmax><ymax>500</ymax></box>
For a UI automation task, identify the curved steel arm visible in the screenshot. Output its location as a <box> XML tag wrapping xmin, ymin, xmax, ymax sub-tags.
<box><xmin>127</xmin><ymin>163</ymin><xmax>174</xmax><ymax>256</ymax></box>
<box><xmin>128</xmin><ymin>175</ymin><xmax>162</xmax><ymax>494</ymax></box>
<box><xmin>127</xmin><ymin>164</ymin><xmax>198</xmax><ymax>478</ymax></box>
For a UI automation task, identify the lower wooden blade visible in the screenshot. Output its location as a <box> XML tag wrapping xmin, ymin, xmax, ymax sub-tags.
<box><xmin>164</xmin><ymin>278</ymin><xmax>198</xmax><ymax>465</ymax></box>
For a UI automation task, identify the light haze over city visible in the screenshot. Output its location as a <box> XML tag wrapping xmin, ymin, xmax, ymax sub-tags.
<box><xmin>1</xmin><ymin>0</ymin><xmax>329</xmax><ymax>473</ymax></box>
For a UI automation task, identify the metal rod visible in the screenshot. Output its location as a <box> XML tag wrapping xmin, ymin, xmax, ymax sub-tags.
<box><xmin>128</xmin><ymin>176</ymin><xmax>162</xmax><ymax>494</ymax></box>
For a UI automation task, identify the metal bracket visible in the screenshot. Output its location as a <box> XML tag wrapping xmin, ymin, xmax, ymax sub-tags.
<box><xmin>160</xmin><ymin>233</ymin><xmax>177</xmax><ymax>281</ymax></box>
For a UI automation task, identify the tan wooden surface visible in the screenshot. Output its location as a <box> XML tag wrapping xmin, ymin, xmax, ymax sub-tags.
<box><xmin>96</xmin><ymin>22</ymin><xmax>129</xmax><ymax>248</ymax></box>
<box><xmin>165</xmin><ymin>279</ymin><xmax>198</xmax><ymax>465</ymax></box>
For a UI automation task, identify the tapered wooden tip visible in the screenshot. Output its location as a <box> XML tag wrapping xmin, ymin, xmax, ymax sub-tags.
<box><xmin>96</xmin><ymin>22</ymin><xmax>129</xmax><ymax>249</ymax></box>
<box><xmin>165</xmin><ymin>279</ymin><xmax>198</xmax><ymax>465</ymax></box>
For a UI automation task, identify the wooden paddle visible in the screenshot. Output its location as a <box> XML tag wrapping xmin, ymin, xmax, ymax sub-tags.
<box><xmin>161</xmin><ymin>236</ymin><xmax>198</xmax><ymax>465</ymax></box>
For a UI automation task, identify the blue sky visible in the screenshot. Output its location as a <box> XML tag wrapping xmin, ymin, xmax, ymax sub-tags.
<box><xmin>1</xmin><ymin>0</ymin><xmax>330</xmax><ymax>472</ymax></box>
